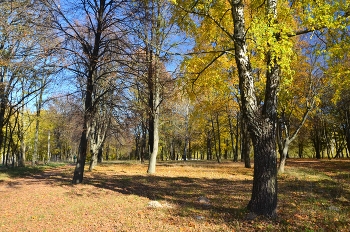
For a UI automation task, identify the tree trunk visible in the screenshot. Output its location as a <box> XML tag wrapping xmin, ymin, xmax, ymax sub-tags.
<box><xmin>206</xmin><ymin>131</ymin><xmax>212</xmax><ymax>160</ymax></box>
<box><xmin>215</xmin><ymin>112</ymin><xmax>222</xmax><ymax>162</ymax></box>
<box><xmin>312</xmin><ymin>125</ymin><xmax>322</xmax><ymax>159</ymax></box>
<box><xmin>298</xmin><ymin>142</ymin><xmax>303</xmax><ymax>158</ymax></box>
<box><xmin>235</xmin><ymin>113</ymin><xmax>240</xmax><ymax>162</ymax></box>
<box><xmin>89</xmin><ymin>145</ymin><xmax>98</xmax><ymax>171</ymax></box>
<box><xmin>278</xmin><ymin>138</ymin><xmax>290</xmax><ymax>173</ymax></box>
<box><xmin>18</xmin><ymin>105</ymin><xmax>26</xmax><ymax>167</ymax></box>
<box><xmin>88</xmin><ymin>113</ymin><xmax>109</xmax><ymax>171</ymax></box>
<box><xmin>344</xmin><ymin>110</ymin><xmax>350</xmax><ymax>155</ymax></box>
<box><xmin>0</xmin><ymin>68</ymin><xmax>8</xmax><ymax>159</ymax></box>
<box><xmin>183</xmin><ymin>100</ymin><xmax>190</xmax><ymax>161</ymax></box>
<box><xmin>33</xmin><ymin>88</ymin><xmax>44</xmax><ymax>165</ymax></box>
<box><xmin>33</xmin><ymin>117</ymin><xmax>40</xmax><ymax>164</ymax></box>
<box><xmin>47</xmin><ymin>131</ymin><xmax>51</xmax><ymax>163</ymax></box>
<box><xmin>241</xmin><ymin>119</ymin><xmax>251</xmax><ymax>168</ymax></box>
<box><xmin>210</xmin><ymin>116</ymin><xmax>219</xmax><ymax>160</ymax></box>
<box><xmin>227</xmin><ymin>110</ymin><xmax>237</xmax><ymax>161</ymax></box>
<box><xmin>72</xmin><ymin>125</ymin><xmax>89</xmax><ymax>184</ymax></box>
<box><xmin>106</xmin><ymin>143</ymin><xmax>110</xmax><ymax>161</ymax></box>
<box><xmin>97</xmin><ymin>146</ymin><xmax>103</xmax><ymax>163</ymax></box>
<box><xmin>231</xmin><ymin>0</ymin><xmax>278</xmax><ymax>217</ymax></box>
<box><xmin>147</xmin><ymin>25</ymin><xmax>161</xmax><ymax>173</ymax></box>
<box><xmin>147</xmin><ymin>94</ymin><xmax>159</xmax><ymax>173</ymax></box>
<box><xmin>247</xmin><ymin>124</ymin><xmax>278</xmax><ymax>217</ymax></box>
<box><xmin>141</xmin><ymin>123</ymin><xmax>147</xmax><ymax>163</ymax></box>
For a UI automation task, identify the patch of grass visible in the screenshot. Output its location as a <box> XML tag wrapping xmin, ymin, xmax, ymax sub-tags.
<box><xmin>0</xmin><ymin>165</ymin><xmax>45</xmax><ymax>178</ymax></box>
<box><xmin>44</xmin><ymin>162</ymin><xmax>67</xmax><ymax>168</ymax></box>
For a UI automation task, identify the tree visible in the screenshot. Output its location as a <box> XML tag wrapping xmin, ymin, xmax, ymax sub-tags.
<box><xmin>43</xmin><ymin>0</ymin><xmax>130</xmax><ymax>183</ymax></box>
<box><xmin>0</xmin><ymin>0</ymin><xmax>54</xmax><ymax>161</ymax></box>
<box><xmin>172</xmin><ymin>0</ymin><xmax>350</xmax><ymax>217</ymax></box>
<box><xmin>276</xmin><ymin>40</ymin><xmax>323</xmax><ymax>173</ymax></box>
<box><xmin>129</xmin><ymin>0</ymin><xmax>179</xmax><ymax>173</ymax></box>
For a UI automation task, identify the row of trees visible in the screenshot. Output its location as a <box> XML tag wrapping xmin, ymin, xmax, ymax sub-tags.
<box><xmin>1</xmin><ymin>0</ymin><xmax>349</xmax><ymax>218</ymax></box>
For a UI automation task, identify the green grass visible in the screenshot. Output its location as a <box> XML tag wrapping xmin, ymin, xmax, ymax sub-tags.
<box><xmin>0</xmin><ymin>162</ymin><xmax>66</xmax><ymax>179</ymax></box>
<box><xmin>0</xmin><ymin>166</ymin><xmax>44</xmax><ymax>179</ymax></box>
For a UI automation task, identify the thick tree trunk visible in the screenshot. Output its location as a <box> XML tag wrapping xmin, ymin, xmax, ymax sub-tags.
<box><xmin>73</xmin><ymin>65</ymin><xmax>94</xmax><ymax>182</ymax></box>
<box><xmin>72</xmin><ymin>125</ymin><xmax>89</xmax><ymax>184</ymax></box>
<box><xmin>248</xmin><ymin>123</ymin><xmax>278</xmax><ymax>217</ymax></box>
<box><xmin>231</xmin><ymin>0</ymin><xmax>279</xmax><ymax>217</ymax></box>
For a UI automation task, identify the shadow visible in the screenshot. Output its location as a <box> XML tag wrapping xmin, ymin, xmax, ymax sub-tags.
<box><xmin>286</xmin><ymin>159</ymin><xmax>350</xmax><ymax>173</ymax></box>
<box><xmin>2</xmin><ymin>160</ymin><xmax>350</xmax><ymax>230</ymax></box>
<box><xmin>1</xmin><ymin>163</ymin><xmax>252</xmax><ymax>224</ymax></box>
<box><xmin>83</xmin><ymin>172</ymin><xmax>252</xmax><ymax>222</ymax></box>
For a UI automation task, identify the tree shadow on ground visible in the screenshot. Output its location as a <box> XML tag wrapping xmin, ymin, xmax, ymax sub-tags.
<box><xmin>3</xmin><ymin>160</ymin><xmax>349</xmax><ymax>230</ymax></box>
<box><xmin>84</xmin><ymin>172</ymin><xmax>252</xmax><ymax>223</ymax></box>
<box><xmin>2</xmin><ymin>163</ymin><xmax>252</xmax><ymax>224</ymax></box>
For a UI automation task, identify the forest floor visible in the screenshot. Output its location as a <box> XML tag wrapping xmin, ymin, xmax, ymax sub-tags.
<box><xmin>0</xmin><ymin>159</ymin><xmax>349</xmax><ymax>231</ymax></box>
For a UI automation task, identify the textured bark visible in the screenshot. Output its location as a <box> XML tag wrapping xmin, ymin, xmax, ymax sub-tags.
<box><xmin>247</xmin><ymin>121</ymin><xmax>278</xmax><ymax>217</ymax></box>
<box><xmin>231</xmin><ymin>0</ymin><xmax>278</xmax><ymax>217</ymax></box>
<box><xmin>72</xmin><ymin>124</ymin><xmax>89</xmax><ymax>184</ymax></box>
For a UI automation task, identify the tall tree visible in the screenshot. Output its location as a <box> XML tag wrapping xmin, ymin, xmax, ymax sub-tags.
<box><xmin>130</xmin><ymin>0</ymin><xmax>179</xmax><ymax>173</ymax></box>
<box><xmin>172</xmin><ymin>0</ymin><xmax>350</xmax><ymax>217</ymax></box>
<box><xmin>43</xmin><ymin>0</ymin><xmax>130</xmax><ymax>183</ymax></box>
<box><xmin>0</xmin><ymin>0</ymin><xmax>51</xmax><ymax>158</ymax></box>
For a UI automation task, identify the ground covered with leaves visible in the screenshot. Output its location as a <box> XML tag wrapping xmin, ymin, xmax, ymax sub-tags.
<box><xmin>0</xmin><ymin>159</ymin><xmax>349</xmax><ymax>231</ymax></box>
